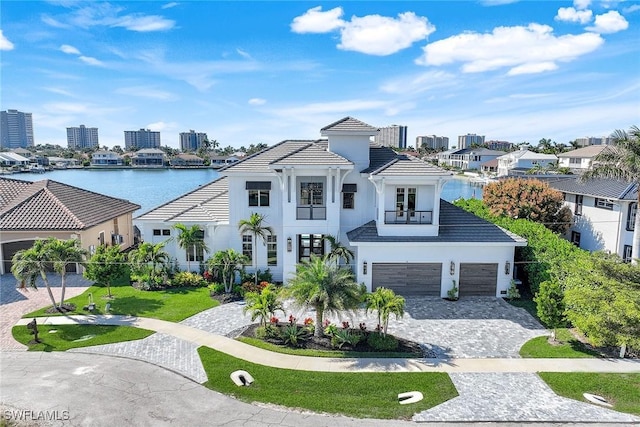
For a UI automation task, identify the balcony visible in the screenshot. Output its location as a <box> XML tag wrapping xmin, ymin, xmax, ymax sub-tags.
<box><xmin>297</xmin><ymin>206</ymin><xmax>326</xmax><ymax>220</ymax></box>
<box><xmin>384</xmin><ymin>210</ymin><xmax>433</xmax><ymax>224</ymax></box>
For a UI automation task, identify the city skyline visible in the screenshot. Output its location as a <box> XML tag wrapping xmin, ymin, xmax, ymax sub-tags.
<box><xmin>1</xmin><ymin>1</ymin><xmax>638</xmax><ymax>149</ymax></box>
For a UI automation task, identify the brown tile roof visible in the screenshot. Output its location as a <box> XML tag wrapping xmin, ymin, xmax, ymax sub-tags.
<box><xmin>135</xmin><ymin>176</ymin><xmax>229</xmax><ymax>223</ymax></box>
<box><xmin>0</xmin><ymin>177</ymin><xmax>140</xmax><ymax>231</ymax></box>
<box><xmin>270</xmin><ymin>143</ymin><xmax>353</xmax><ymax>167</ymax></box>
<box><xmin>320</xmin><ymin>117</ymin><xmax>379</xmax><ymax>133</ymax></box>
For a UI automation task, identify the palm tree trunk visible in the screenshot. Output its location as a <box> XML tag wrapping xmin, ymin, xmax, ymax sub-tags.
<box><xmin>315</xmin><ymin>308</ymin><xmax>323</xmax><ymax>337</ymax></box>
<box><xmin>253</xmin><ymin>233</ymin><xmax>258</xmax><ymax>287</ymax></box>
<box><xmin>633</xmin><ymin>194</ymin><xmax>640</xmax><ymax>265</ymax></box>
<box><xmin>60</xmin><ymin>270</ymin><xmax>67</xmax><ymax>305</ymax></box>
<box><xmin>40</xmin><ymin>271</ymin><xmax>58</xmax><ymax>309</ymax></box>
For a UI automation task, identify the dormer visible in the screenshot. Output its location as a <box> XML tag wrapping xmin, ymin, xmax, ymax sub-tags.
<box><xmin>320</xmin><ymin>117</ymin><xmax>379</xmax><ymax>172</ymax></box>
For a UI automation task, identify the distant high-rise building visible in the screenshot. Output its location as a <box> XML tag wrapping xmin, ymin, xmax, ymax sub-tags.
<box><xmin>574</xmin><ymin>136</ymin><xmax>614</xmax><ymax>147</ymax></box>
<box><xmin>179</xmin><ymin>130</ymin><xmax>208</xmax><ymax>152</ymax></box>
<box><xmin>374</xmin><ymin>125</ymin><xmax>407</xmax><ymax>148</ymax></box>
<box><xmin>1</xmin><ymin>109</ymin><xmax>34</xmax><ymax>149</ymax></box>
<box><xmin>416</xmin><ymin>135</ymin><xmax>449</xmax><ymax>150</ymax></box>
<box><xmin>124</xmin><ymin>129</ymin><xmax>161</xmax><ymax>150</ymax></box>
<box><xmin>67</xmin><ymin>125</ymin><xmax>99</xmax><ymax>150</ymax></box>
<box><xmin>458</xmin><ymin>133</ymin><xmax>485</xmax><ymax>149</ymax></box>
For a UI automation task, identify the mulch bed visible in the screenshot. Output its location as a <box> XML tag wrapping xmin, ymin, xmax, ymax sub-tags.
<box><xmin>44</xmin><ymin>303</ymin><xmax>76</xmax><ymax>314</ymax></box>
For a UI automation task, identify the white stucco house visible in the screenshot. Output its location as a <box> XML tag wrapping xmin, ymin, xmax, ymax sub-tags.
<box><xmin>556</xmin><ymin>145</ymin><xmax>606</xmax><ymax>172</ymax></box>
<box><xmin>496</xmin><ymin>149</ymin><xmax>558</xmax><ymax>177</ymax></box>
<box><xmin>135</xmin><ymin>117</ymin><xmax>526</xmax><ymax>297</ymax></box>
<box><xmin>436</xmin><ymin>148</ymin><xmax>505</xmax><ymax>171</ymax></box>
<box><xmin>548</xmin><ymin>177</ymin><xmax>637</xmax><ymax>262</ymax></box>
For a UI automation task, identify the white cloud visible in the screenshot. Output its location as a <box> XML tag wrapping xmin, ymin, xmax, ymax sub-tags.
<box><xmin>480</xmin><ymin>0</ymin><xmax>520</xmax><ymax>5</ymax></box>
<box><xmin>290</xmin><ymin>6</ymin><xmax>345</xmax><ymax>33</ymax></box>
<box><xmin>248</xmin><ymin>98</ymin><xmax>266</xmax><ymax>106</ymax></box>
<box><xmin>79</xmin><ymin>56</ymin><xmax>104</xmax><ymax>66</ymax></box>
<box><xmin>112</xmin><ymin>15</ymin><xmax>175</xmax><ymax>32</ymax></box>
<box><xmin>236</xmin><ymin>48</ymin><xmax>252</xmax><ymax>60</ymax></box>
<box><xmin>380</xmin><ymin>70</ymin><xmax>457</xmax><ymax>95</ymax></box>
<box><xmin>417</xmin><ymin>24</ymin><xmax>604</xmax><ymax>75</ymax></box>
<box><xmin>555</xmin><ymin>7</ymin><xmax>593</xmax><ymax>24</ymax></box>
<box><xmin>623</xmin><ymin>4</ymin><xmax>640</xmax><ymax>13</ymax></box>
<box><xmin>0</xmin><ymin>30</ymin><xmax>14</xmax><ymax>50</ymax></box>
<box><xmin>116</xmin><ymin>86</ymin><xmax>176</xmax><ymax>100</ymax></box>
<box><xmin>587</xmin><ymin>10</ymin><xmax>629</xmax><ymax>33</ymax></box>
<box><xmin>270</xmin><ymin>99</ymin><xmax>389</xmax><ymax>117</ymax></box>
<box><xmin>60</xmin><ymin>44</ymin><xmax>81</xmax><ymax>55</ymax></box>
<box><xmin>162</xmin><ymin>2</ymin><xmax>179</xmax><ymax>9</ymax></box>
<box><xmin>574</xmin><ymin>0</ymin><xmax>591</xmax><ymax>10</ymax></box>
<box><xmin>41</xmin><ymin>15</ymin><xmax>71</xmax><ymax>29</ymax></box>
<box><xmin>338</xmin><ymin>12</ymin><xmax>435</xmax><ymax>56</ymax></box>
<box><xmin>146</xmin><ymin>121</ymin><xmax>177</xmax><ymax>132</ymax></box>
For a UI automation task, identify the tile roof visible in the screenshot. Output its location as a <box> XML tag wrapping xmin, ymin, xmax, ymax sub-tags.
<box><xmin>135</xmin><ymin>176</ymin><xmax>229</xmax><ymax>223</ymax></box>
<box><xmin>557</xmin><ymin>145</ymin><xmax>606</xmax><ymax>158</ymax></box>
<box><xmin>547</xmin><ymin>177</ymin><xmax>638</xmax><ymax>201</ymax></box>
<box><xmin>370</xmin><ymin>154</ymin><xmax>453</xmax><ymax>177</ymax></box>
<box><xmin>219</xmin><ymin>140</ymin><xmax>313</xmax><ymax>173</ymax></box>
<box><xmin>320</xmin><ymin>116</ymin><xmax>379</xmax><ymax>133</ymax></box>
<box><xmin>498</xmin><ymin>150</ymin><xmax>557</xmax><ymax>160</ymax></box>
<box><xmin>270</xmin><ymin>143</ymin><xmax>353</xmax><ymax>168</ymax></box>
<box><xmin>347</xmin><ymin>200</ymin><xmax>526</xmax><ymax>244</ymax></box>
<box><xmin>450</xmin><ymin>148</ymin><xmax>506</xmax><ymax>156</ymax></box>
<box><xmin>361</xmin><ymin>146</ymin><xmax>400</xmax><ymax>173</ymax></box>
<box><xmin>0</xmin><ymin>177</ymin><xmax>140</xmax><ymax>231</ymax></box>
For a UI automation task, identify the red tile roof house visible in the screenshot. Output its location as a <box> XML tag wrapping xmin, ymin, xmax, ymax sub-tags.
<box><xmin>135</xmin><ymin>117</ymin><xmax>526</xmax><ymax>298</ymax></box>
<box><xmin>0</xmin><ymin>178</ymin><xmax>140</xmax><ymax>275</ymax></box>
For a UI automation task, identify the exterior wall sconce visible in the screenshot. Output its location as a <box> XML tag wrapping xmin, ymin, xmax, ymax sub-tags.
<box><xmin>505</xmin><ymin>261</ymin><xmax>511</xmax><ymax>275</ymax></box>
<box><xmin>363</xmin><ymin>261</ymin><xmax>368</xmax><ymax>275</ymax></box>
<box><xmin>450</xmin><ymin>261</ymin><xmax>455</xmax><ymax>275</ymax></box>
<box><xmin>287</xmin><ymin>237</ymin><xmax>292</xmax><ymax>252</ymax></box>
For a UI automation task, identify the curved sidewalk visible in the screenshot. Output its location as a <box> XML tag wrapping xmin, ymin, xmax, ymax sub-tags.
<box><xmin>14</xmin><ymin>314</ymin><xmax>640</xmax><ymax>374</ymax></box>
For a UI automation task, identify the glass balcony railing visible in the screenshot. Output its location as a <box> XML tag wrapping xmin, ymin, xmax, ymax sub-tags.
<box><xmin>296</xmin><ymin>206</ymin><xmax>326</xmax><ymax>220</ymax></box>
<box><xmin>384</xmin><ymin>210</ymin><xmax>433</xmax><ymax>224</ymax></box>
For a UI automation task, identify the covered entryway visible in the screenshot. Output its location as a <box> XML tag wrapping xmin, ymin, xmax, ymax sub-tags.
<box><xmin>459</xmin><ymin>263</ymin><xmax>498</xmax><ymax>296</ymax></box>
<box><xmin>372</xmin><ymin>263</ymin><xmax>442</xmax><ymax>296</ymax></box>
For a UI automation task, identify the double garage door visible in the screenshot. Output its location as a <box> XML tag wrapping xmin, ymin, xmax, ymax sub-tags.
<box><xmin>2</xmin><ymin>240</ymin><xmax>77</xmax><ymax>275</ymax></box>
<box><xmin>371</xmin><ymin>262</ymin><xmax>498</xmax><ymax>297</ymax></box>
<box><xmin>372</xmin><ymin>263</ymin><xmax>442</xmax><ymax>296</ymax></box>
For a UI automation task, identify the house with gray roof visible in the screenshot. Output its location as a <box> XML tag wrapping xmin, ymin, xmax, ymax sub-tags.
<box><xmin>135</xmin><ymin>117</ymin><xmax>526</xmax><ymax>297</ymax></box>
<box><xmin>497</xmin><ymin>149</ymin><xmax>557</xmax><ymax>177</ymax></box>
<box><xmin>0</xmin><ymin>177</ymin><xmax>140</xmax><ymax>274</ymax></box>
<box><xmin>436</xmin><ymin>147</ymin><xmax>506</xmax><ymax>171</ymax></box>
<box><xmin>548</xmin><ymin>177</ymin><xmax>637</xmax><ymax>261</ymax></box>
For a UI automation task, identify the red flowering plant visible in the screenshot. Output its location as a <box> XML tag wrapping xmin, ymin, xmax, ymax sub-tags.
<box><xmin>288</xmin><ymin>314</ymin><xmax>297</xmax><ymax>325</ymax></box>
<box><xmin>342</xmin><ymin>321</ymin><xmax>350</xmax><ymax>329</ymax></box>
<box><xmin>303</xmin><ymin>317</ymin><xmax>314</xmax><ymax>332</ymax></box>
<box><xmin>270</xmin><ymin>316</ymin><xmax>279</xmax><ymax>324</ymax></box>
<box><xmin>359</xmin><ymin>322</ymin><xmax>367</xmax><ymax>331</ymax></box>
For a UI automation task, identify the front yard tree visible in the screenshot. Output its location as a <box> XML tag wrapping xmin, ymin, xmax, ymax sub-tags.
<box><xmin>365</xmin><ymin>287</ymin><xmax>405</xmax><ymax>336</ymax></box>
<box><xmin>84</xmin><ymin>245</ymin><xmax>127</xmax><ymax>298</ymax></box>
<box><xmin>208</xmin><ymin>249</ymin><xmax>246</xmax><ymax>293</ymax></box>
<box><xmin>285</xmin><ymin>255</ymin><xmax>365</xmax><ymax>337</ymax></box>
<box><xmin>583</xmin><ymin>125</ymin><xmax>640</xmax><ymax>264</ymax></box>
<box><xmin>243</xmin><ymin>285</ymin><xmax>284</xmax><ymax>327</ymax></box>
<box><xmin>483</xmin><ymin>178</ymin><xmax>573</xmax><ymax>234</ymax></box>
<box><xmin>47</xmin><ymin>237</ymin><xmax>87</xmax><ymax>306</ymax></box>
<box><xmin>322</xmin><ymin>235</ymin><xmax>354</xmax><ymax>267</ymax></box>
<box><xmin>173</xmin><ymin>223</ymin><xmax>209</xmax><ymax>272</ymax></box>
<box><xmin>128</xmin><ymin>241</ymin><xmax>170</xmax><ymax>285</ymax></box>
<box><xmin>238</xmin><ymin>213</ymin><xmax>273</xmax><ymax>287</ymax></box>
<box><xmin>534</xmin><ymin>280</ymin><xmax>567</xmax><ymax>341</ymax></box>
<box><xmin>11</xmin><ymin>239</ymin><xmax>63</xmax><ymax>311</ymax></box>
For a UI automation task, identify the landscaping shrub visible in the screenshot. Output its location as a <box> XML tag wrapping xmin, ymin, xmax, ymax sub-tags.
<box><xmin>208</xmin><ymin>282</ymin><xmax>225</xmax><ymax>295</ymax></box>
<box><xmin>281</xmin><ymin>324</ymin><xmax>308</xmax><ymax>347</ymax></box>
<box><xmin>255</xmin><ymin>324</ymin><xmax>281</xmax><ymax>340</ymax></box>
<box><xmin>331</xmin><ymin>329</ymin><xmax>362</xmax><ymax>349</ymax></box>
<box><xmin>367</xmin><ymin>332</ymin><xmax>399</xmax><ymax>351</ymax></box>
<box><xmin>170</xmin><ymin>271</ymin><xmax>207</xmax><ymax>288</ymax></box>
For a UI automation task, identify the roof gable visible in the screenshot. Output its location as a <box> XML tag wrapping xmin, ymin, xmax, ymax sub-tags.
<box><xmin>269</xmin><ymin>143</ymin><xmax>353</xmax><ymax>168</ymax></box>
<box><xmin>548</xmin><ymin>177</ymin><xmax>637</xmax><ymax>201</ymax></box>
<box><xmin>320</xmin><ymin>116</ymin><xmax>379</xmax><ymax>133</ymax></box>
<box><xmin>370</xmin><ymin>154</ymin><xmax>452</xmax><ymax>177</ymax></box>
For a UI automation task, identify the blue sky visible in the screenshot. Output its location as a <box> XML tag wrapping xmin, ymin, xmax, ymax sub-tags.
<box><xmin>1</xmin><ymin>1</ymin><xmax>639</xmax><ymax>149</ymax></box>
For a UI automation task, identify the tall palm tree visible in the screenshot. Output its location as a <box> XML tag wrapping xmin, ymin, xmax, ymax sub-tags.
<box><xmin>284</xmin><ymin>255</ymin><xmax>365</xmax><ymax>337</ymax></box>
<box><xmin>11</xmin><ymin>239</ymin><xmax>58</xmax><ymax>310</ymax></box>
<box><xmin>207</xmin><ymin>249</ymin><xmax>247</xmax><ymax>293</ymax></box>
<box><xmin>322</xmin><ymin>234</ymin><xmax>355</xmax><ymax>269</ymax></box>
<box><xmin>243</xmin><ymin>285</ymin><xmax>284</xmax><ymax>327</ymax></box>
<box><xmin>47</xmin><ymin>238</ymin><xmax>87</xmax><ymax>306</ymax></box>
<box><xmin>238</xmin><ymin>213</ymin><xmax>273</xmax><ymax>286</ymax></box>
<box><xmin>173</xmin><ymin>223</ymin><xmax>209</xmax><ymax>272</ymax></box>
<box><xmin>128</xmin><ymin>241</ymin><xmax>170</xmax><ymax>283</ymax></box>
<box><xmin>583</xmin><ymin>125</ymin><xmax>640</xmax><ymax>264</ymax></box>
<box><xmin>365</xmin><ymin>287</ymin><xmax>405</xmax><ymax>336</ymax></box>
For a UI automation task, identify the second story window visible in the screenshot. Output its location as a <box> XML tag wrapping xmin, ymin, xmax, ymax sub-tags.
<box><xmin>575</xmin><ymin>194</ymin><xmax>583</xmax><ymax>216</ymax></box>
<box><xmin>246</xmin><ymin>181</ymin><xmax>271</xmax><ymax>207</ymax></box>
<box><xmin>242</xmin><ymin>235</ymin><xmax>252</xmax><ymax>265</ymax></box>
<box><xmin>595</xmin><ymin>198</ymin><xmax>614</xmax><ymax>210</ymax></box>
<box><xmin>627</xmin><ymin>203</ymin><xmax>637</xmax><ymax>231</ymax></box>
<box><xmin>342</xmin><ymin>183</ymin><xmax>356</xmax><ymax>210</ymax></box>
<box><xmin>297</xmin><ymin>180</ymin><xmax>326</xmax><ymax>220</ymax></box>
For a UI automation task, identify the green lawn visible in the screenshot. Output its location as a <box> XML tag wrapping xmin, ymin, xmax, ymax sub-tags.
<box><xmin>198</xmin><ymin>346</ymin><xmax>457</xmax><ymax>420</ymax></box>
<box><xmin>520</xmin><ymin>328</ymin><xmax>602</xmax><ymax>358</ymax></box>
<box><xmin>237</xmin><ymin>336</ymin><xmax>423</xmax><ymax>358</ymax></box>
<box><xmin>12</xmin><ymin>324</ymin><xmax>154</xmax><ymax>352</ymax></box>
<box><xmin>24</xmin><ymin>284</ymin><xmax>218</xmax><ymax>322</ymax></box>
<box><xmin>539</xmin><ymin>372</ymin><xmax>640</xmax><ymax>415</ymax></box>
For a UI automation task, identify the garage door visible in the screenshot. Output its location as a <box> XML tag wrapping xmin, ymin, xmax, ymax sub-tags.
<box><xmin>459</xmin><ymin>263</ymin><xmax>497</xmax><ymax>296</ymax></box>
<box><xmin>372</xmin><ymin>263</ymin><xmax>442</xmax><ymax>296</ymax></box>
<box><xmin>2</xmin><ymin>240</ymin><xmax>77</xmax><ymax>275</ymax></box>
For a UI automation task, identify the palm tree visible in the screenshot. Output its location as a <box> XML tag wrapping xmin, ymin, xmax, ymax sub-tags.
<box><xmin>47</xmin><ymin>238</ymin><xmax>87</xmax><ymax>306</ymax></box>
<box><xmin>243</xmin><ymin>285</ymin><xmax>284</xmax><ymax>327</ymax></box>
<box><xmin>582</xmin><ymin>125</ymin><xmax>640</xmax><ymax>264</ymax></box>
<box><xmin>284</xmin><ymin>255</ymin><xmax>365</xmax><ymax>337</ymax></box>
<box><xmin>238</xmin><ymin>213</ymin><xmax>273</xmax><ymax>286</ymax></box>
<box><xmin>128</xmin><ymin>241</ymin><xmax>170</xmax><ymax>284</ymax></box>
<box><xmin>11</xmin><ymin>239</ymin><xmax>58</xmax><ymax>310</ymax></box>
<box><xmin>365</xmin><ymin>287</ymin><xmax>405</xmax><ymax>336</ymax></box>
<box><xmin>207</xmin><ymin>249</ymin><xmax>247</xmax><ymax>293</ymax></box>
<box><xmin>322</xmin><ymin>235</ymin><xmax>354</xmax><ymax>267</ymax></box>
<box><xmin>173</xmin><ymin>223</ymin><xmax>209</xmax><ymax>272</ymax></box>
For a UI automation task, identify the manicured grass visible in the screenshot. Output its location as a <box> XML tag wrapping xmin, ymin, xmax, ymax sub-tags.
<box><xmin>12</xmin><ymin>324</ymin><xmax>154</xmax><ymax>352</ymax></box>
<box><xmin>198</xmin><ymin>346</ymin><xmax>457</xmax><ymax>420</ymax></box>
<box><xmin>520</xmin><ymin>328</ymin><xmax>602</xmax><ymax>358</ymax></box>
<box><xmin>237</xmin><ymin>336</ymin><xmax>423</xmax><ymax>358</ymax></box>
<box><xmin>24</xmin><ymin>284</ymin><xmax>218</xmax><ymax>322</ymax></box>
<box><xmin>539</xmin><ymin>372</ymin><xmax>640</xmax><ymax>415</ymax></box>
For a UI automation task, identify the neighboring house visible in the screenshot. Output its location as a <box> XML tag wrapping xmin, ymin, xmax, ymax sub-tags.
<box><xmin>130</xmin><ymin>148</ymin><xmax>166</xmax><ymax>168</ymax></box>
<box><xmin>0</xmin><ymin>177</ymin><xmax>140</xmax><ymax>274</ymax></box>
<box><xmin>91</xmin><ymin>150</ymin><xmax>124</xmax><ymax>167</ymax></box>
<box><xmin>548</xmin><ymin>177</ymin><xmax>637</xmax><ymax>262</ymax></box>
<box><xmin>0</xmin><ymin>152</ymin><xmax>30</xmax><ymax>167</ymax></box>
<box><xmin>557</xmin><ymin>145</ymin><xmax>606</xmax><ymax>172</ymax></box>
<box><xmin>47</xmin><ymin>156</ymin><xmax>80</xmax><ymax>169</ymax></box>
<box><xmin>210</xmin><ymin>155</ymin><xmax>240</xmax><ymax>168</ymax></box>
<box><xmin>135</xmin><ymin>117</ymin><xmax>526</xmax><ymax>297</ymax></box>
<box><xmin>496</xmin><ymin>149</ymin><xmax>558</xmax><ymax>177</ymax></box>
<box><xmin>437</xmin><ymin>148</ymin><xmax>505</xmax><ymax>171</ymax></box>
<box><xmin>480</xmin><ymin>159</ymin><xmax>499</xmax><ymax>175</ymax></box>
<box><xmin>170</xmin><ymin>153</ymin><xmax>204</xmax><ymax>167</ymax></box>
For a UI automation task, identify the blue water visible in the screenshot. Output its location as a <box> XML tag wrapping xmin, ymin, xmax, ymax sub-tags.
<box><xmin>12</xmin><ymin>169</ymin><xmax>481</xmax><ymax>215</ymax></box>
